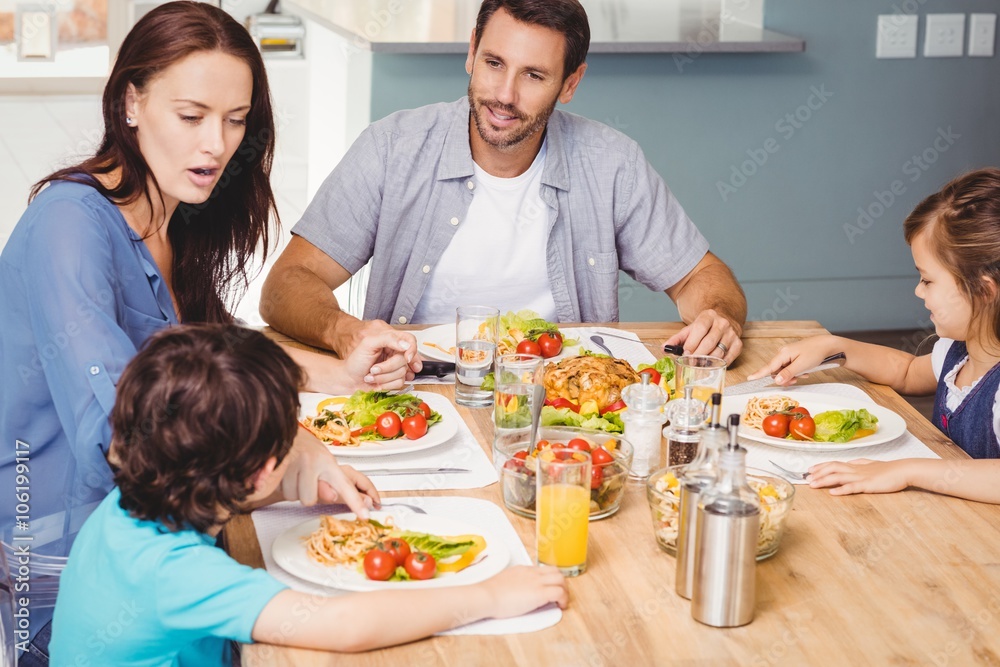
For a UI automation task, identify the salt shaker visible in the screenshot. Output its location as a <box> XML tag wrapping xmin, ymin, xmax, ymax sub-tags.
<box><xmin>675</xmin><ymin>392</ymin><xmax>725</xmax><ymax>600</ymax></box>
<box><xmin>691</xmin><ymin>415</ymin><xmax>760</xmax><ymax>628</ymax></box>
<box><xmin>620</xmin><ymin>374</ymin><xmax>667</xmax><ymax>479</ymax></box>
<box><xmin>663</xmin><ymin>386</ymin><xmax>707</xmax><ymax>467</ymax></box>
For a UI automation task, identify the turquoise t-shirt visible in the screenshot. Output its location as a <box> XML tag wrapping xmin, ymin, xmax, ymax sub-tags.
<box><xmin>49</xmin><ymin>488</ymin><xmax>286</xmax><ymax>666</ymax></box>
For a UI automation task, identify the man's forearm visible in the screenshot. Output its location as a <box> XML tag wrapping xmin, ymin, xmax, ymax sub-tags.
<box><xmin>674</xmin><ymin>262</ymin><xmax>747</xmax><ymax>332</ymax></box>
<box><xmin>260</xmin><ymin>265</ymin><xmax>360</xmax><ymax>355</ymax></box>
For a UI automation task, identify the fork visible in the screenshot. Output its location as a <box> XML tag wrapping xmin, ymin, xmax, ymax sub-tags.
<box><xmin>378</xmin><ymin>502</ymin><xmax>428</xmax><ymax>514</ymax></box>
<box><xmin>768</xmin><ymin>459</ymin><xmax>810</xmax><ymax>481</ymax></box>
<box><xmin>387</xmin><ymin>383</ymin><xmax>415</xmax><ymax>396</ymax></box>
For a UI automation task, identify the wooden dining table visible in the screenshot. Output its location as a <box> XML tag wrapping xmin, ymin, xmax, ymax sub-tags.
<box><xmin>226</xmin><ymin>321</ymin><xmax>1000</xmax><ymax>666</ymax></box>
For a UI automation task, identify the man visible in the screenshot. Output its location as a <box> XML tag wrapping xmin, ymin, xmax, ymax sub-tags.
<box><xmin>260</xmin><ymin>0</ymin><xmax>747</xmax><ymax>364</ymax></box>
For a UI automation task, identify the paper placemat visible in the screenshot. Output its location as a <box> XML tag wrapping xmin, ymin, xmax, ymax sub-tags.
<box><xmin>739</xmin><ymin>383</ymin><xmax>940</xmax><ymax>483</ymax></box>
<box><xmin>414</xmin><ymin>326</ymin><xmax>658</xmax><ymax>385</ymax></box>
<box><xmin>346</xmin><ymin>395</ymin><xmax>496</xmax><ymax>491</ymax></box>
<box><xmin>250</xmin><ymin>496</ymin><xmax>562</xmax><ymax>636</ymax></box>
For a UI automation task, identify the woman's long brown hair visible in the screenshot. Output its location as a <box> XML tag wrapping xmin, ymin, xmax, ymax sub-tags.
<box><xmin>30</xmin><ymin>1</ymin><xmax>279</xmax><ymax>323</ymax></box>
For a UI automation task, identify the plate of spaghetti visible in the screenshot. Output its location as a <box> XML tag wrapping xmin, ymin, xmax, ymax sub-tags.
<box><xmin>721</xmin><ymin>390</ymin><xmax>907</xmax><ymax>451</ymax></box>
<box><xmin>298</xmin><ymin>391</ymin><xmax>458</xmax><ymax>458</ymax></box>
<box><xmin>271</xmin><ymin>511</ymin><xmax>510</xmax><ymax>591</ymax></box>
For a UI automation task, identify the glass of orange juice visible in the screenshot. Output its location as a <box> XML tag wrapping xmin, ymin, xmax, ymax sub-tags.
<box><xmin>675</xmin><ymin>355</ymin><xmax>727</xmax><ymax>407</ymax></box>
<box><xmin>536</xmin><ymin>449</ymin><xmax>591</xmax><ymax>577</ymax></box>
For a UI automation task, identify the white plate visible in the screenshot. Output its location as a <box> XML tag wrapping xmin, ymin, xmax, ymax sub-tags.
<box><xmin>299</xmin><ymin>391</ymin><xmax>458</xmax><ymax>458</ymax></box>
<box><xmin>720</xmin><ymin>390</ymin><xmax>908</xmax><ymax>451</ymax></box>
<box><xmin>271</xmin><ymin>510</ymin><xmax>510</xmax><ymax>591</ymax></box>
<box><xmin>414</xmin><ymin>324</ymin><xmax>589</xmax><ymax>362</ymax></box>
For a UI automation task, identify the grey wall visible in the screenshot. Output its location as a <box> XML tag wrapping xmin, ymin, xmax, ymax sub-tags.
<box><xmin>369</xmin><ymin>0</ymin><xmax>1000</xmax><ymax>330</ymax></box>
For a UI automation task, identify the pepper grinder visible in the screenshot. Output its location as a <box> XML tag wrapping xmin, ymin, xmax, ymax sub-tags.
<box><xmin>663</xmin><ymin>386</ymin><xmax>707</xmax><ymax>467</ymax></box>
<box><xmin>675</xmin><ymin>392</ymin><xmax>725</xmax><ymax>600</ymax></box>
<box><xmin>691</xmin><ymin>415</ymin><xmax>760</xmax><ymax>628</ymax></box>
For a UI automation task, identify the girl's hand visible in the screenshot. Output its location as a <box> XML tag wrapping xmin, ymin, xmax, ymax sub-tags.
<box><xmin>480</xmin><ymin>566</ymin><xmax>569</xmax><ymax>618</ymax></box>
<box><xmin>746</xmin><ymin>334</ymin><xmax>841</xmax><ymax>385</ymax></box>
<box><xmin>807</xmin><ymin>459</ymin><xmax>912</xmax><ymax>496</ymax></box>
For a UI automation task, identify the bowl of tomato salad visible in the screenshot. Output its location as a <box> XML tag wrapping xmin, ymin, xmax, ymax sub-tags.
<box><xmin>494</xmin><ymin>427</ymin><xmax>633</xmax><ymax>520</ymax></box>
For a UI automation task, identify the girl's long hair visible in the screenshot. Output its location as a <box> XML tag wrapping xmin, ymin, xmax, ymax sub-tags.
<box><xmin>30</xmin><ymin>1</ymin><xmax>278</xmax><ymax>323</ymax></box>
<box><xmin>904</xmin><ymin>168</ymin><xmax>1000</xmax><ymax>346</ymax></box>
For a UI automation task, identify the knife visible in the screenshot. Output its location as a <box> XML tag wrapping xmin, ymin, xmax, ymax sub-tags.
<box><xmin>725</xmin><ymin>353</ymin><xmax>847</xmax><ymax>395</ymax></box>
<box><xmin>357</xmin><ymin>467</ymin><xmax>470</xmax><ymax>476</ymax></box>
<box><xmin>414</xmin><ymin>360</ymin><xmax>456</xmax><ymax>378</ymax></box>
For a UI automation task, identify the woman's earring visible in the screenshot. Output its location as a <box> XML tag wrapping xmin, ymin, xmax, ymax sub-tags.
<box><xmin>125</xmin><ymin>117</ymin><xmax>134</xmax><ymax>126</ymax></box>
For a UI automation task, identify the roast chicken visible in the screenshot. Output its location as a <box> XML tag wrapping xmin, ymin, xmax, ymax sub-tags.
<box><xmin>543</xmin><ymin>355</ymin><xmax>641</xmax><ymax>409</ymax></box>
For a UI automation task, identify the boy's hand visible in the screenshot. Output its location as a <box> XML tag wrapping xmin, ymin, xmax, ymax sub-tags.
<box><xmin>808</xmin><ymin>459</ymin><xmax>911</xmax><ymax>495</ymax></box>
<box><xmin>344</xmin><ymin>329</ymin><xmax>422</xmax><ymax>391</ymax></box>
<box><xmin>480</xmin><ymin>565</ymin><xmax>569</xmax><ymax>618</ymax></box>
<box><xmin>283</xmin><ymin>429</ymin><xmax>381</xmax><ymax>517</ymax></box>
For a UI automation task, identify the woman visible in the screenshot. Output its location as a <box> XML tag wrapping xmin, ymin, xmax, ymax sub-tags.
<box><xmin>0</xmin><ymin>4</ymin><xmax>407</xmax><ymax>662</ymax></box>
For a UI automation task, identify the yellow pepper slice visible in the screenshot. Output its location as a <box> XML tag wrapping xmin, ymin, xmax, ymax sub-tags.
<box><xmin>316</xmin><ymin>396</ymin><xmax>348</xmax><ymax>412</ymax></box>
<box><xmin>435</xmin><ymin>535</ymin><xmax>487</xmax><ymax>573</ymax></box>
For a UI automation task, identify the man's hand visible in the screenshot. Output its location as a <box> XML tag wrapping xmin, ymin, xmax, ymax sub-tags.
<box><xmin>343</xmin><ymin>328</ymin><xmax>422</xmax><ymax>390</ymax></box>
<box><xmin>665</xmin><ymin>308</ymin><xmax>743</xmax><ymax>364</ymax></box>
<box><xmin>281</xmin><ymin>428</ymin><xmax>381</xmax><ymax>516</ymax></box>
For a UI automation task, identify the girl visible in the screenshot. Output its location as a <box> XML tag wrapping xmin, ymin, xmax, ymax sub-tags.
<box><xmin>748</xmin><ymin>168</ymin><xmax>1000</xmax><ymax>503</ymax></box>
<box><xmin>1</xmin><ymin>4</ymin><xmax>407</xmax><ymax>662</ymax></box>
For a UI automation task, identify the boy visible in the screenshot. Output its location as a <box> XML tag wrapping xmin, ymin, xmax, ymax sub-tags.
<box><xmin>50</xmin><ymin>325</ymin><xmax>567</xmax><ymax>665</ymax></box>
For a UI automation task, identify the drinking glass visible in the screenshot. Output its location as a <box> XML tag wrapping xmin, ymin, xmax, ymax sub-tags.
<box><xmin>454</xmin><ymin>305</ymin><xmax>499</xmax><ymax>407</ymax></box>
<box><xmin>536</xmin><ymin>450</ymin><xmax>591</xmax><ymax>577</ymax></box>
<box><xmin>675</xmin><ymin>355</ymin><xmax>728</xmax><ymax>406</ymax></box>
<box><xmin>493</xmin><ymin>353</ymin><xmax>544</xmax><ymax>454</ymax></box>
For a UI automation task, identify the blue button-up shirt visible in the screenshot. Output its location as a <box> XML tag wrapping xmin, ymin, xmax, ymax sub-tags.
<box><xmin>1</xmin><ymin>180</ymin><xmax>178</xmax><ymax>563</ymax></box>
<box><xmin>293</xmin><ymin>97</ymin><xmax>709</xmax><ymax>324</ymax></box>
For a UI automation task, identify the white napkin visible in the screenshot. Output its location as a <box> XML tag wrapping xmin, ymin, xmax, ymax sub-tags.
<box><xmin>250</xmin><ymin>496</ymin><xmax>562</xmax><ymax>636</ymax></box>
<box><xmin>347</xmin><ymin>396</ymin><xmax>497</xmax><ymax>492</ymax></box>
<box><xmin>741</xmin><ymin>383</ymin><xmax>941</xmax><ymax>484</ymax></box>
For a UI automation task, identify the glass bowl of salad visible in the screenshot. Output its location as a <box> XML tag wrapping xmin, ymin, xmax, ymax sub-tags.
<box><xmin>494</xmin><ymin>427</ymin><xmax>633</xmax><ymax>520</ymax></box>
<box><xmin>646</xmin><ymin>465</ymin><xmax>794</xmax><ymax>560</ymax></box>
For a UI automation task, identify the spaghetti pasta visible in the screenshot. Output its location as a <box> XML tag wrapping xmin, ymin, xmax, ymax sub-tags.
<box><xmin>300</xmin><ymin>410</ymin><xmax>358</xmax><ymax>446</ymax></box>
<box><xmin>305</xmin><ymin>516</ymin><xmax>394</xmax><ymax>567</ymax></box>
<box><xmin>742</xmin><ymin>395</ymin><xmax>799</xmax><ymax>430</ymax></box>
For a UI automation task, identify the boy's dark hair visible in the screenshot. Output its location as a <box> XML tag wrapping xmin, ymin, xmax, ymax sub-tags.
<box><xmin>112</xmin><ymin>324</ymin><xmax>303</xmax><ymax>533</ymax></box>
<box><xmin>474</xmin><ymin>0</ymin><xmax>590</xmax><ymax>80</ymax></box>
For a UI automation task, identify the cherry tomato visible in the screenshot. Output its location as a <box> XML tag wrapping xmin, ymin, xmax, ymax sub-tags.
<box><xmin>513</xmin><ymin>449</ymin><xmax>529</xmax><ymax>460</ymax></box>
<box><xmin>535</xmin><ymin>439</ymin><xmax>551</xmax><ymax>450</ymax></box>
<box><xmin>591</xmin><ymin>447</ymin><xmax>614</xmax><ymax>466</ymax></box>
<box><xmin>381</xmin><ymin>538</ymin><xmax>411</xmax><ymax>567</ymax></box>
<box><xmin>590</xmin><ymin>465</ymin><xmax>604</xmax><ymax>490</ymax></box>
<box><xmin>516</xmin><ymin>339</ymin><xmax>542</xmax><ymax>356</ymax></box>
<box><xmin>566</xmin><ymin>438</ymin><xmax>592</xmax><ymax>453</ymax></box>
<box><xmin>600</xmin><ymin>399</ymin><xmax>627</xmax><ymax>416</ymax></box>
<box><xmin>404</xmin><ymin>552</ymin><xmax>437</xmax><ymax>580</ymax></box>
<box><xmin>639</xmin><ymin>368</ymin><xmax>662</xmax><ymax>385</ymax></box>
<box><xmin>503</xmin><ymin>458</ymin><xmax>526</xmax><ymax>473</ymax></box>
<box><xmin>418</xmin><ymin>402</ymin><xmax>432</xmax><ymax>420</ymax></box>
<box><xmin>761</xmin><ymin>413</ymin><xmax>790</xmax><ymax>438</ymax></box>
<box><xmin>546</xmin><ymin>397</ymin><xmax>581</xmax><ymax>413</ymax></box>
<box><xmin>363</xmin><ymin>548</ymin><xmax>396</xmax><ymax>581</ymax></box>
<box><xmin>536</xmin><ymin>332</ymin><xmax>563</xmax><ymax>358</ymax></box>
<box><xmin>401</xmin><ymin>414</ymin><xmax>428</xmax><ymax>439</ymax></box>
<box><xmin>789</xmin><ymin>416</ymin><xmax>816</xmax><ymax>440</ymax></box>
<box><xmin>375</xmin><ymin>411</ymin><xmax>402</xmax><ymax>438</ymax></box>
<box><xmin>786</xmin><ymin>406</ymin><xmax>810</xmax><ymax>419</ymax></box>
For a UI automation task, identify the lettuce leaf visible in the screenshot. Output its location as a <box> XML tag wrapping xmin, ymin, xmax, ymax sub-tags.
<box><xmin>393</xmin><ymin>531</ymin><xmax>475</xmax><ymax>560</ymax></box>
<box><xmin>336</xmin><ymin>390</ymin><xmax>441</xmax><ymax>440</ymax></box>
<box><xmin>540</xmin><ymin>405</ymin><xmax>624</xmax><ymax>434</ymax></box>
<box><xmin>497</xmin><ymin>310</ymin><xmax>578</xmax><ymax>347</ymax></box>
<box><xmin>812</xmin><ymin>409</ymin><xmax>879</xmax><ymax>443</ymax></box>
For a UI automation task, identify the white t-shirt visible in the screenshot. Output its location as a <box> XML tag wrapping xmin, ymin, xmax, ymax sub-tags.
<box><xmin>930</xmin><ymin>337</ymin><xmax>1000</xmax><ymax>442</ymax></box>
<box><xmin>411</xmin><ymin>141</ymin><xmax>558</xmax><ymax>324</ymax></box>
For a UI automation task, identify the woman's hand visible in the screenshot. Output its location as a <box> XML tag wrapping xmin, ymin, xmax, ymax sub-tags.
<box><xmin>807</xmin><ymin>459</ymin><xmax>912</xmax><ymax>495</ymax></box>
<box><xmin>343</xmin><ymin>328</ymin><xmax>421</xmax><ymax>391</ymax></box>
<box><xmin>281</xmin><ymin>428</ymin><xmax>381</xmax><ymax>516</ymax></box>
<box><xmin>746</xmin><ymin>334</ymin><xmax>842</xmax><ymax>385</ymax></box>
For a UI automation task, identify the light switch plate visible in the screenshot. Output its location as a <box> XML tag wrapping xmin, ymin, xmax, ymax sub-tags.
<box><xmin>924</xmin><ymin>13</ymin><xmax>965</xmax><ymax>57</ymax></box>
<box><xmin>877</xmin><ymin>14</ymin><xmax>918</xmax><ymax>58</ymax></box>
<box><xmin>969</xmin><ymin>13</ymin><xmax>996</xmax><ymax>57</ymax></box>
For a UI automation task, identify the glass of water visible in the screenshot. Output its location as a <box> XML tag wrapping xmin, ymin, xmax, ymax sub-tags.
<box><xmin>493</xmin><ymin>353</ymin><xmax>545</xmax><ymax>453</ymax></box>
<box><xmin>454</xmin><ymin>305</ymin><xmax>499</xmax><ymax>407</ymax></box>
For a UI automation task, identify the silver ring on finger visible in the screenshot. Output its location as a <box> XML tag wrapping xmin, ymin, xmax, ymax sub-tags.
<box><xmin>715</xmin><ymin>341</ymin><xmax>729</xmax><ymax>354</ymax></box>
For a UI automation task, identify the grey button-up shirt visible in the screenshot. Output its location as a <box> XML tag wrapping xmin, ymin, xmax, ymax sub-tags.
<box><xmin>293</xmin><ymin>97</ymin><xmax>709</xmax><ymax>324</ymax></box>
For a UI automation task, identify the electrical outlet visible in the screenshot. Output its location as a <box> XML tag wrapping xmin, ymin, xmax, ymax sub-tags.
<box><xmin>924</xmin><ymin>13</ymin><xmax>965</xmax><ymax>57</ymax></box>
<box><xmin>876</xmin><ymin>14</ymin><xmax>918</xmax><ymax>58</ymax></box>
<box><xmin>968</xmin><ymin>13</ymin><xmax>996</xmax><ymax>57</ymax></box>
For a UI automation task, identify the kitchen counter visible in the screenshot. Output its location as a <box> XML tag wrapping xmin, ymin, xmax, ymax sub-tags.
<box><xmin>283</xmin><ymin>0</ymin><xmax>804</xmax><ymax>54</ymax></box>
